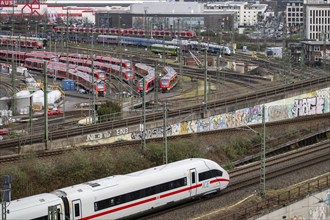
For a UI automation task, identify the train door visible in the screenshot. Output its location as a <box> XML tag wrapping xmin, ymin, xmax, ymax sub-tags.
<box><xmin>189</xmin><ymin>168</ymin><xmax>197</xmax><ymax>197</ymax></box>
<box><xmin>72</xmin><ymin>200</ymin><xmax>82</xmax><ymax>220</ymax></box>
<box><xmin>48</xmin><ymin>204</ymin><xmax>62</xmax><ymax>220</ymax></box>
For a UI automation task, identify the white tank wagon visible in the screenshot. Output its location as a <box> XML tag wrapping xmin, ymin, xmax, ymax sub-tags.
<box><xmin>3</xmin><ymin>158</ymin><xmax>229</xmax><ymax>219</ymax></box>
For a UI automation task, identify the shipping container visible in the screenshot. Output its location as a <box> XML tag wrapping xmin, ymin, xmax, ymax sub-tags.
<box><xmin>61</xmin><ymin>79</ymin><xmax>75</xmax><ymax>91</ymax></box>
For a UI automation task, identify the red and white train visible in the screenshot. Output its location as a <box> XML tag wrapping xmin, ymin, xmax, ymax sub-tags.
<box><xmin>0</xmin><ymin>35</ymin><xmax>47</xmax><ymax>49</ymax></box>
<box><xmin>160</xmin><ymin>66</ymin><xmax>179</xmax><ymax>92</ymax></box>
<box><xmin>3</xmin><ymin>158</ymin><xmax>229</xmax><ymax>220</ymax></box>
<box><xmin>0</xmin><ymin>50</ymin><xmax>27</xmax><ymax>62</ymax></box>
<box><xmin>59</xmin><ymin>57</ymin><xmax>134</xmax><ymax>82</ymax></box>
<box><xmin>46</xmin><ymin>63</ymin><xmax>106</xmax><ymax>97</ymax></box>
<box><xmin>24</xmin><ymin>58</ymin><xmax>106</xmax><ymax>82</ymax></box>
<box><xmin>134</xmin><ymin>63</ymin><xmax>156</xmax><ymax>93</ymax></box>
<box><xmin>53</xmin><ymin>26</ymin><xmax>196</xmax><ymax>38</ymax></box>
<box><xmin>59</xmin><ymin>53</ymin><xmax>132</xmax><ymax>69</ymax></box>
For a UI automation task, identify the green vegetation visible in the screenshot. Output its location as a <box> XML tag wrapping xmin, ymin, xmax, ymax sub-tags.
<box><xmin>97</xmin><ymin>101</ymin><xmax>122</xmax><ymax>122</ymax></box>
<box><xmin>0</xmin><ymin>135</ymin><xmax>259</xmax><ymax>200</ymax></box>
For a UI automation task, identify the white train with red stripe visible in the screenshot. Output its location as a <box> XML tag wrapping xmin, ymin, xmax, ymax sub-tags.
<box><xmin>3</xmin><ymin>158</ymin><xmax>229</xmax><ymax>220</ymax></box>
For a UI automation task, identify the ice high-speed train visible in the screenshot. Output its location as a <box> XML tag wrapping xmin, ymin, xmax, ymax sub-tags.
<box><xmin>4</xmin><ymin>158</ymin><xmax>229</xmax><ymax>220</ymax></box>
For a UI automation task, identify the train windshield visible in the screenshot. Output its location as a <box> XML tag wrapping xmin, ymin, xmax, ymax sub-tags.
<box><xmin>97</xmin><ymin>82</ymin><xmax>105</xmax><ymax>89</ymax></box>
<box><xmin>99</xmin><ymin>71</ymin><xmax>105</xmax><ymax>79</ymax></box>
<box><xmin>126</xmin><ymin>70</ymin><xmax>133</xmax><ymax>78</ymax></box>
<box><xmin>138</xmin><ymin>79</ymin><xmax>144</xmax><ymax>89</ymax></box>
<box><xmin>125</xmin><ymin>61</ymin><xmax>132</xmax><ymax>68</ymax></box>
<box><xmin>161</xmin><ymin>79</ymin><xmax>168</xmax><ymax>86</ymax></box>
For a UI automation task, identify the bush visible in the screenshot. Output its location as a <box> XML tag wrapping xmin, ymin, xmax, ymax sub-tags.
<box><xmin>144</xmin><ymin>139</ymin><xmax>203</xmax><ymax>165</ymax></box>
<box><xmin>97</xmin><ymin>101</ymin><xmax>122</xmax><ymax>122</ymax></box>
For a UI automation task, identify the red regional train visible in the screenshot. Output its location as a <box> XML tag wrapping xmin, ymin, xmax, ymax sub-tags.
<box><xmin>62</xmin><ymin>53</ymin><xmax>132</xmax><ymax>69</ymax></box>
<box><xmin>0</xmin><ymin>35</ymin><xmax>47</xmax><ymax>49</ymax></box>
<box><xmin>134</xmin><ymin>63</ymin><xmax>156</xmax><ymax>93</ymax></box>
<box><xmin>53</xmin><ymin>26</ymin><xmax>196</xmax><ymax>38</ymax></box>
<box><xmin>0</xmin><ymin>50</ymin><xmax>27</xmax><ymax>62</ymax></box>
<box><xmin>46</xmin><ymin>63</ymin><xmax>106</xmax><ymax>97</ymax></box>
<box><xmin>159</xmin><ymin>66</ymin><xmax>179</xmax><ymax>92</ymax></box>
<box><xmin>24</xmin><ymin>59</ymin><xmax>106</xmax><ymax>82</ymax></box>
<box><xmin>58</xmin><ymin>57</ymin><xmax>134</xmax><ymax>82</ymax></box>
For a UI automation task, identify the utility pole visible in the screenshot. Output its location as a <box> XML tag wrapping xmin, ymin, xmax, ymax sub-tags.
<box><xmin>216</xmin><ymin>52</ymin><xmax>221</xmax><ymax>91</ymax></box>
<box><xmin>43</xmin><ymin>61</ymin><xmax>48</xmax><ymax>150</ymax></box>
<box><xmin>142</xmin><ymin>78</ymin><xmax>146</xmax><ymax>151</ymax></box>
<box><xmin>203</xmin><ymin>49</ymin><xmax>208</xmax><ymax>116</ymax></box>
<box><xmin>66</xmin><ymin>8</ymin><xmax>69</xmax><ymax>78</ymax></box>
<box><xmin>178</xmin><ymin>19</ymin><xmax>182</xmax><ymax>91</ymax></box>
<box><xmin>163</xmin><ymin>102</ymin><xmax>168</xmax><ymax>164</ymax></box>
<box><xmin>260</xmin><ymin>105</ymin><xmax>266</xmax><ymax>197</ymax></box>
<box><xmin>91</xmin><ymin>56</ymin><xmax>96</xmax><ymax>124</ymax></box>
<box><xmin>29</xmin><ymin>96</ymin><xmax>33</xmax><ymax>134</ymax></box>
<box><xmin>11</xmin><ymin>1</ymin><xmax>15</xmax><ymax>116</ymax></box>
<box><xmin>154</xmin><ymin>62</ymin><xmax>158</xmax><ymax>112</ymax></box>
<box><xmin>11</xmin><ymin>46</ymin><xmax>16</xmax><ymax>115</ymax></box>
<box><xmin>1</xmin><ymin>175</ymin><xmax>11</xmax><ymax>220</ymax></box>
<box><xmin>300</xmin><ymin>47</ymin><xmax>305</xmax><ymax>80</ymax></box>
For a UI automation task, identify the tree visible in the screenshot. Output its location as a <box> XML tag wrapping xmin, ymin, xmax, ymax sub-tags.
<box><xmin>97</xmin><ymin>101</ymin><xmax>122</xmax><ymax>122</ymax></box>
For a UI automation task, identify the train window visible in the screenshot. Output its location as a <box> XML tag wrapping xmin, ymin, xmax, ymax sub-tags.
<box><xmin>199</xmin><ymin>169</ymin><xmax>223</xmax><ymax>181</ymax></box>
<box><xmin>94</xmin><ymin>177</ymin><xmax>187</xmax><ymax>211</ymax></box>
<box><xmin>192</xmin><ymin>172</ymin><xmax>196</xmax><ymax>184</ymax></box>
<box><xmin>74</xmin><ymin>203</ymin><xmax>80</xmax><ymax>217</ymax></box>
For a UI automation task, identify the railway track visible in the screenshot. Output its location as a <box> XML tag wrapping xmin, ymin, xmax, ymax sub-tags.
<box><xmin>0</xmin><ymin>75</ymin><xmax>328</xmax><ymax>149</ymax></box>
<box><xmin>0</xmin><ymin>111</ymin><xmax>328</xmax><ymax>162</ymax></box>
<box><xmin>139</xmin><ymin>140</ymin><xmax>330</xmax><ymax>220</ymax></box>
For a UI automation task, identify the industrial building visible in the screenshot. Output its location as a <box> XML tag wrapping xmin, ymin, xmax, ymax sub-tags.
<box><xmin>95</xmin><ymin>2</ymin><xmax>235</xmax><ymax>33</ymax></box>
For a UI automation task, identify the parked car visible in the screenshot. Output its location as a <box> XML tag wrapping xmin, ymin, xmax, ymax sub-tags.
<box><xmin>47</xmin><ymin>109</ymin><xmax>64</xmax><ymax>116</ymax></box>
<box><xmin>0</xmin><ymin>129</ymin><xmax>9</xmax><ymax>135</ymax></box>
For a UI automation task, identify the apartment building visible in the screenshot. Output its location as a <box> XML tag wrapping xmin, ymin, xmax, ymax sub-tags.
<box><xmin>285</xmin><ymin>0</ymin><xmax>304</xmax><ymax>29</ymax></box>
<box><xmin>304</xmin><ymin>0</ymin><xmax>330</xmax><ymax>40</ymax></box>
<box><xmin>204</xmin><ymin>1</ymin><xmax>268</xmax><ymax>26</ymax></box>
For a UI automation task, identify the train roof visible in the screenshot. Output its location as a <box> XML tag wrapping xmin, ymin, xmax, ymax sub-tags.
<box><xmin>161</xmin><ymin>66</ymin><xmax>177</xmax><ymax>80</ymax></box>
<box><xmin>5</xmin><ymin>193</ymin><xmax>61</xmax><ymax>212</ymax></box>
<box><xmin>151</xmin><ymin>44</ymin><xmax>178</xmax><ymax>49</ymax></box>
<box><xmin>53</xmin><ymin>158</ymin><xmax>213</xmax><ymax>197</ymax></box>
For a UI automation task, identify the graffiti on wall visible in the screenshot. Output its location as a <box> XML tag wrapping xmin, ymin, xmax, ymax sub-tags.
<box><xmin>196</xmin><ymin>106</ymin><xmax>263</xmax><ymax>132</ymax></box>
<box><xmin>86</xmin><ymin>127</ymin><xmax>129</xmax><ymax>141</ymax></box>
<box><xmin>83</xmin><ymin>88</ymin><xmax>329</xmax><ymax>144</ymax></box>
<box><xmin>131</xmin><ymin>125</ymin><xmax>172</xmax><ymax>140</ymax></box>
<box><xmin>291</xmin><ymin>97</ymin><xmax>325</xmax><ymax>117</ymax></box>
<box><xmin>86</xmin><ymin>131</ymin><xmax>112</xmax><ymax>141</ymax></box>
<box><xmin>309</xmin><ymin>205</ymin><xmax>327</xmax><ymax>220</ymax></box>
<box><xmin>268</xmin><ymin>105</ymin><xmax>290</xmax><ymax>121</ymax></box>
<box><xmin>179</xmin><ymin>120</ymin><xmax>195</xmax><ymax>134</ymax></box>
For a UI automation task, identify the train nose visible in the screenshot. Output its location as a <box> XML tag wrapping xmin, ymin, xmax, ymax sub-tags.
<box><xmin>222</xmin><ymin>171</ymin><xmax>230</xmax><ymax>189</ymax></box>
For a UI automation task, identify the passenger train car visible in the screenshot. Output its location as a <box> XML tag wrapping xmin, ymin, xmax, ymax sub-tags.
<box><xmin>96</xmin><ymin>35</ymin><xmax>234</xmax><ymax>55</ymax></box>
<box><xmin>58</xmin><ymin>57</ymin><xmax>134</xmax><ymax>82</ymax></box>
<box><xmin>53</xmin><ymin>26</ymin><xmax>196</xmax><ymax>38</ymax></box>
<box><xmin>46</xmin><ymin>63</ymin><xmax>106</xmax><ymax>97</ymax></box>
<box><xmin>160</xmin><ymin>66</ymin><xmax>179</xmax><ymax>92</ymax></box>
<box><xmin>0</xmin><ymin>35</ymin><xmax>47</xmax><ymax>49</ymax></box>
<box><xmin>3</xmin><ymin>158</ymin><xmax>229</xmax><ymax>220</ymax></box>
<box><xmin>134</xmin><ymin>63</ymin><xmax>156</xmax><ymax>93</ymax></box>
<box><xmin>24</xmin><ymin>59</ymin><xmax>106</xmax><ymax>82</ymax></box>
<box><xmin>0</xmin><ymin>50</ymin><xmax>27</xmax><ymax>62</ymax></box>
